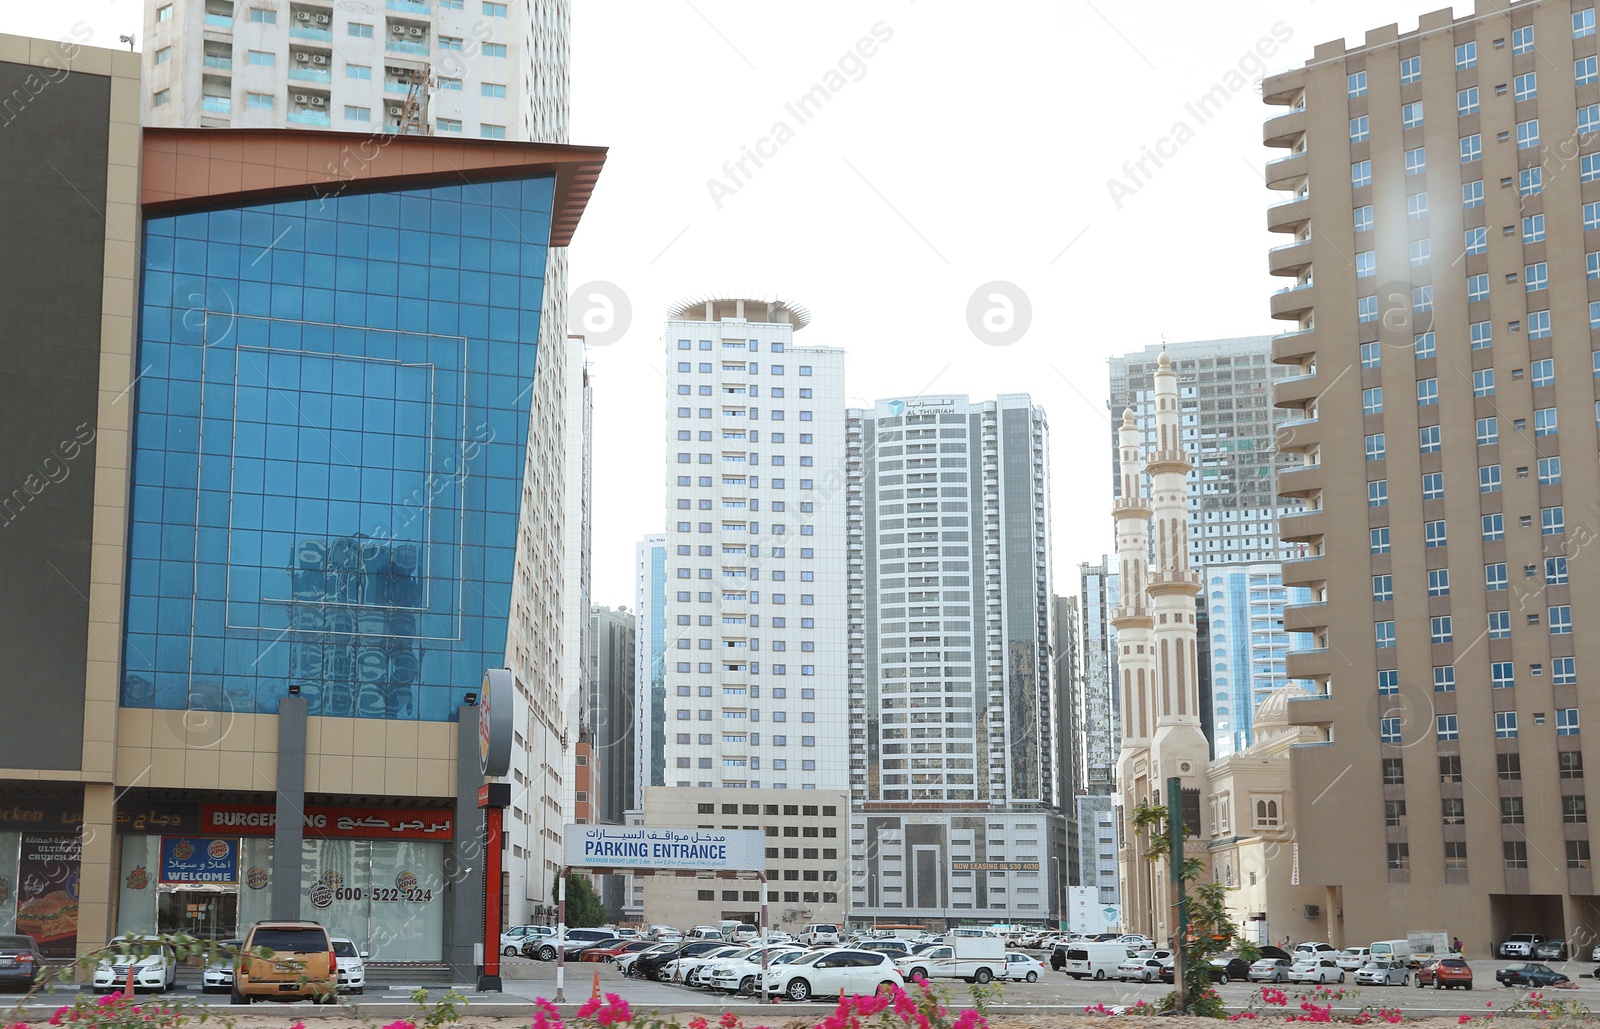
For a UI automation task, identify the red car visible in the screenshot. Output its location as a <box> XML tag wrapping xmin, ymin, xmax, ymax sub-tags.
<box><xmin>1417</xmin><ymin>958</ymin><xmax>1472</xmax><ymax>989</ymax></box>
<box><xmin>582</xmin><ymin>940</ymin><xmax>659</xmax><ymax>963</ymax></box>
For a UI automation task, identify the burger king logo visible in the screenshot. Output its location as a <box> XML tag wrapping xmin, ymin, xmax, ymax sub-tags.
<box><xmin>320</xmin><ymin>869</ymin><xmax>343</xmax><ymax>890</ymax></box>
<box><xmin>245</xmin><ymin>866</ymin><xmax>269</xmax><ymax>890</ymax></box>
<box><xmin>124</xmin><ymin>866</ymin><xmax>150</xmax><ymax>891</ymax></box>
<box><xmin>308</xmin><ymin>882</ymin><xmax>334</xmax><ymax>910</ymax></box>
<box><xmin>208</xmin><ymin>840</ymin><xmax>230</xmax><ymax>860</ymax></box>
<box><xmin>395</xmin><ymin>871</ymin><xmax>418</xmax><ymax>891</ymax></box>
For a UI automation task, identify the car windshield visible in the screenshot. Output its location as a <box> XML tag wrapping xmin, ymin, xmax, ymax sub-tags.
<box><xmin>0</xmin><ymin>937</ymin><xmax>32</xmax><ymax>949</ymax></box>
<box><xmin>332</xmin><ymin>941</ymin><xmax>358</xmax><ymax>957</ymax></box>
<box><xmin>772</xmin><ymin>951</ymin><xmax>803</xmax><ymax>965</ymax></box>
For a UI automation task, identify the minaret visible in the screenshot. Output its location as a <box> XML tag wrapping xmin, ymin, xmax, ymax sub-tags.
<box><xmin>1146</xmin><ymin>351</ymin><xmax>1210</xmax><ymax>814</ymax></box>
<box><xmin>1111</xmin><ymin>406</ymin><xmax>1156</xmax><ymax>935</ymax></box>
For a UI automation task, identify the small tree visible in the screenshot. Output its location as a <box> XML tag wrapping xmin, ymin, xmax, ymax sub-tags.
<box><xmin>552</xmin><ymin>873</ymin><xmax>607</xmax><ymax>928</ymax></box>
<box><xmin>1130</xmin><ymin>799</ymin><xmax>1250</xmax><ymax>1018</ymax></box>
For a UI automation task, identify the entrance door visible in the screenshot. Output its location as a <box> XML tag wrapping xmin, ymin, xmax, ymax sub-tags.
<box><xmin>157</xmin><ymin>889</ymin><xmax>238</xmax><ymax>940</ymax></box>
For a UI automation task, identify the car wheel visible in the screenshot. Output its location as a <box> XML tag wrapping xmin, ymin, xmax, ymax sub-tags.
<box><xmin>1337</xmin><ymin>973</ymin><xmax>1345</xmax><ymax>984</ymax></box>
<box><xmin>738</xmin><ymin>975</ymin><xmax>755</xmax><ymax>995</ymax></box>
<box><xmin>1219</xmin><ymin>974</ymin><xmax>1230</xmax><ymax>985</ymax></box>
<box><xmin>537</xmin><ymin>945</ymin><xmax>556</xmax><ymax>962</ymax></box>
<box><xmin>1094</xmin><ymin>969</ymin><xmax>1106</xmax><ymax>981</ymax></box>
<box><xmin>786</xmin><ymin>978</ymin><xmax>811</xmax><ymax>1002</ymax></box>
<box><xmin>503</xmin><ymin>946</ymin><xmax>518</xmax><ymax>956</ymax></box>
<box><xmin>1026</xmin><ymin>971</ymin><xmax>1039</xmax><ymax>983</ymax></box>
<box><xmin>975</xmin><ymin>968</ymin><xmax>993</xmax><ymax>985</ymax></box>
<box><xmin>230</xmin><ymin>985</ymin><xmax>248</xmax><ymax>1005</ymax></box>
<box><xmin>909</xmin><ymin>968</ymin><xmax>927</xmax><ymax>982</ymax></box>
<box><xmin>1402</xmin><ymin>975</ymin><xmax>1409</xmax><ymax>986</ymax></box>
<box><xmin>877</xmin><ymin>981</ymin><xmax>896</xmax><ymax>995</ymax></box>
<box><xmin>1435</xmin><ymin>980</ymin><xmax>1442</xmax><ymax>990</ymax></box>
<box><xmin>1276</xmin><ymin>972</ymin><xmax>1286</xmax><ymax>983</ymax></box>
<box><xmin>1466</xmin><ymin>983</ymin><xmax>1472</xmax><ymax>991</ymax></box>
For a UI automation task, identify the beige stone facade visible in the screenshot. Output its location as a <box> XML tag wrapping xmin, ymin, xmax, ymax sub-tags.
<box><xmin>1264</xmin><ymin>0</ymin><xmax>1600</xmax><ymax>951</ymax></box>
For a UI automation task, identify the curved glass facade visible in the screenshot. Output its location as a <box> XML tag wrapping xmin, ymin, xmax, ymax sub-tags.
<box><xmin>123</xmin><ymin>176</ymin><xmax>555</xmax><ymax>721</ymax></box>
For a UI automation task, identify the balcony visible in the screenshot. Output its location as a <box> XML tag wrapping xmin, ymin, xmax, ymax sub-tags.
<box><xmin>1277</xmin><ymin>507</ymin><xmax>1325</xmax><ymax>543</ymax></box>
<box><xmin>1275</xmin><ymin>417</ymin><xmax>1319</xmax><ymax>453</ymax></box>
<box><xmin>200</xmin><ymin>95</ymin><xmax>231</xmax><ymax>113</ymax></box>
<box><xmin>1268</xmin><ymin>237</ymin><xmax>1313</xmax><ymax>278</ymax></box>
<box><xmin>1271</xmin><ymin>327</ymin><xmax>1316</xmax><ymax>364</ymax></box>
<box><xmin>1285</xmin><ymin>690</ymin><xmax>1336</xmax><ymax>729</ymax></box>
<box><xmin>1265</xmin><ymin>150</ymin><xmax>1308</xmax><ymax>190</ymax></box>
<box><xmin>202</xmin><ymin>54</ymin><xmax>233</xmax><ymax>71</ymax></box>
<box><xmin>1280</xmin><ymin>555</ymin><xmax>1326</xmax><ymax>590</ymax></box>
<box><xmin>287</xmin><ymin>109</ymin><xmax>331</xmax><ymax>126</ymax></box>
<box><xmin>1263</xmin><ymin>107</ymin><xmax>1306</xmax><ymax>148</ymax></box>
<box><xmin>290</xmin><ymin>24</ymin><xmax>333</xmax><ymax>41</ymax></box>
<box><xmin>1284</xmin><ymin>647</ymin><xmax>1333</xmax><ymax>680</ymax></box>
<box><xmin>1267</xmin><ymin>195</ymin><xmax>1310</xmax><ymax>235</ymax></box>
<box><xmin>1282</xmin><ymin>602</ymin><xmax>1328</xmax><ymax>634</ymax></box>
<box><xmin>387</xmin><ymin>0</ymin><xmax>430</xmax><ymax>10</ymax></box>
<box><xmin>289</xmin><ymin>65</ymin><xmax>332</xmax><ymax>83</ymax></box>
<box><xmin>1270</xmin><ymin>282</ymin><xmax>1314</xmax><ymax>320</ymax></box>
<box><xmin>1273</xmin><ymin>370</ymin><xmax>1324</xmax><ymax>409</ymax></box>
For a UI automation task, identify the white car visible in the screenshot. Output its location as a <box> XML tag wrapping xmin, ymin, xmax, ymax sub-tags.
<box><xmin>201</xmin><ymin>940</ymin><xmax>241</xmax><ymax>993</ymax></box>
<box><xmin>1116</xmin><ymin>956</ymin><xmax>1166</xmax><ymax>983</ymax></box>
<box><xmin>1288</xmin><ymin>958</ymin><xmax>1346</xmax><ymax>984</ymax></box>
<box><xmin>763</xmin><ymin>948</ymin><xmax>903</xmax><ymax>1002</ymax></box>
<box><xmin>1116</xmin><ymin>934</ymin><xmax>1155</xmax><ymax>950</ymax></box>
<box><xmin>1353</xmin><ymin>960</ymin><xmax>1408</xmax><ymax>987</ymax></box>
<box><xmin>706</xmin><ymin>949</ymin><xmax>808</xmax><ymax>994</ymax></box>
<box><xmin>92</xmin><ymin>936</ymin><xmax>177</xmax><ymax>994</ymax></box>
<box><xmin>331</xmin><ymin>936</ymin><xmax>367</xmax><ymax>994</ymax></box>
<box><xmin>500</xmin><ymin>924</ymin><xmax>554</xmax><ymax>956</ymax></box>
<box><xmin>663</xmin><ymin>944</ymin><xmax>742</xmax><ymax>983</ymax></box>
<box><xmin>1296</xmin><ymin>942</ymin><xmax>1339</xmax><ymax>958</ymax></box>
<box><xmin>1003</xmin><ymin>952</ymin><xmax>1047</xmax><ymax>982</ymax></box>
<box><xmin>692</xmin><ymin>945</ymin><xmax>803</xmax><ymax>987</ymax></box>
<box><xmin>800</xmin><ymin>924</ymin><xmax>842</xmax><ymax>946</ymax></box>
<box><xmin>1337</xmin><ymin>948</ymin><xmax>1372</xmax><ymax>971</ymax></box>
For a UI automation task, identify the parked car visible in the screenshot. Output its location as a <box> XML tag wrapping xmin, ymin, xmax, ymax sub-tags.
<box><xmin>635</xmin><ymin>941</ymin><xmax>733</xmax><ymax>982</ymax></box>
<box><xmin>1116</xmin><ymin>956</ymin><xmax>1166</xmax><ymax>983</ymax></box>
<box><xmin>1116</xmin><ymin>934</ymin><xmax>1155</xmax><ymax>950</ymax></box>
<box><xmin>231</xmin><ymin>921</ymin><xmax>335</xmax><ymax>1004</ymax></box>
<box><xmin>1296</xmin><ymin>942</ymin><xmax>1339</xmax><ymax>958</ymax></box>
<box><xmin>1414</xmin><ymin>958</ymin><xmax>1442</xmax><ymax>988</ymax></box>
<box><xmin>582</xmin><ymin>940</ymin><xmax>659</xmax><ymax>963</ymax></box>
<box><xmin>522</xmin><ymin>928</ymin><xmax>615</xmax><ymax>961</ymax></box>
<box><xmin>1354</xmin><ymin>960</ymin><xmax>1409</xmax><ymax>986</ymax></box>
<box><xmin>1499</xmin><ymin>934</ymin><xmax>1548</xmax><ymax>959</ymax></box>
<box><xmin>859</xmin><ymin>939</ymin><xmax>914</xmax><ymax>959</ymax></box>
<box><xmin>1534</xmin><ymin>940</ymin><xmax>1569</xmax><ymax>961</ymax></box>
<box><xmin>1430</xmin><ymin>958</ymin><xmax>1473</xmax><ymax>990</ymax></box>
<box><xmin>762</xmin><ymin>948</ymin><xmax>902</xmax><ymax>1002</ymax></box>
<box><xmin>1337</xmin><ymin>948</ymin><xmax>1373</xmax><ymax>971</ymax></box>
<box><xmin>615</xmin><ymin>944</ymin><xmax>674</xmax><ymax>977</ymax></box>
<box><xmin>1249</xmin><ymin>957</ymin><xmax>1294</xmax><ymax>983</ymax></box>
<box><xmin>1212</xmin><ymin>954</ymin><xmax>1253</xmax><ymax>981</ymax></box>
<box><xmin>671</xmin><ymin>945</ymin><xmax>744</xmax><ymax>986</ymax></box>
<box><xmin>0</xmin><ymin>935</ymin><xmax>46</xmax><ymax>992</ymax></box>
<box><xmin>1002</xmin><ymin>952</ymin><xmax>1047</xmax><ymax>983</ymax></box>
<box><xmin>1287</xmin><ymin>958</ymin><xmax>1345</xmax><ymax>984</ymax></box>
<box><xmin>1496</xmin><ymin>962</ymin><xmax>1569</xmax><ymax>988</ymax></box>
<box><xmin>331</xmin><ymin>936</ymin><xmax>366</xmax><ymax>994</ymax></box>
<box><xmin>1157</xmin><ymin>959</ymin><xmax>1233</xmax><ymax>985</ymax></box>
<box><xmin>92</xmin><ymin>935</ymin><xmax>177</xmax><ymax>995</ymax></box>
<box><xmin>201</xmin><ymin>940</ymin><xmax>242</xmax><ymax>994</ymax></box>
<box><xmin>500</xmin><ymin>924</ymin><xmax>554</xmax><ymax>956</ymax></box>
<box><xmin>705</xmin><ymin>949</ymin><xmax>808</xmax><ymax>994</ymax></box>
<box><xmin>799</xmin><ymin>924</ymin><xmax>842</xmax><ymax>947</ymax></box>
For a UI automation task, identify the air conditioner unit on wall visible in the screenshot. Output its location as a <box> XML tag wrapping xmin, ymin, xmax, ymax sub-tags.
<box><xmin>309</xmin><ymin>95</ymin><xmax>325</xmax><ymax>106</ymax></box>
<box><xmin>312</xmin><ymin>53</ymin><xmax>327</xmax><ymax>63</ymax></box>
<box><xmin>314</xmin><ymin>13</ymin><xmax>329</xmax><ymax>23</ymax></box>
<box><xmin>391</xmin><ymin>24</ymin><xmax>406</xmax><ymax>35</ymax></box>
<box><xmin>293</xmin><ymin>93</ymin><xmax>308</xmax><ymax>103</ymax></box>
<box><xmin>389</xmin><ymin>106</ymin><xmax>404</xmax><ymax>115</ymax></box>
<box><xmin>294</xmin><ymin>51</ymin><xmax>310</xmax><ymax>61</ymax></box>
<box><xmin>408</xmin><ymin>26</ymin><xmax>423</xmax><ymax>36</ymax></box>
<box><xmin>296</xmin><ymin>11</ymin><xmax>311</xmax><ymax>20</ymax></box>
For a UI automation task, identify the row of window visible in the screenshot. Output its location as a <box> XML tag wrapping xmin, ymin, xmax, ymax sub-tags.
<box><xmin>1363</xmin><ymin>460</ymin><xmax>1564</xmax><ymax>498</ymax></box>
<box><xmin>1344</xmin><ymin>18</ymin><xmax>1593</xmax><ymax>99</ymax></box>
<box><xmin>1375</xmin><ymin>606</ymin><xmax>1574</xmax><ymax>647</ymax></box>
<box><xmin>676</xmin><ymin>386</ymin><xmax>813</xmax><ymax>399</ymax></box>
<box><xmin>1386</xmin><ymin>840</ymin><xmax>1591</xmax><ymax>871</ymax></box>
<box><xmin>1373</xmin><ymin>557</ymin><xmax>1570</xmax><ymax>600</ymax></box>
<box><xmin>1386</xmin><ymin>753</ymin><xmax>1583</xmax><ymax>785</ymax></box>
<box><xmin>1370</xmin><ymin>512</ymin><xmax>1569</xmax><ymax>550</ymax></box>
<box><xmin>1389</xmin><ymin>795</ymin><xmax>1588</xmax><ymax>827</ymax></box>
<box><xmin>1381</xmin><ymin>708</ymin><xmax>1579</xmax><ymax>744</ymax></box>
<box><xmin>1381</xmin><ymin>658</ymin><xmax>1576</xmax><ymax>695</ymax></box>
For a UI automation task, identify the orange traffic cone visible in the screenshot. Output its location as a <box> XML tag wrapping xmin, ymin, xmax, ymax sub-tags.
<box><xmin>123</xmin><ymin>963</ymin><xmax>135</xmax><ymax>998</ymax></box>
<box><xmin>591</xmin><ymin>970</ymin><xmax>601</xmax><ymax>1000</ymax></box>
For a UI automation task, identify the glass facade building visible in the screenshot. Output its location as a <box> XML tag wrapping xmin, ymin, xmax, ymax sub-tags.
<box><xmin>123</xmin><ymin>177</ymin><xmax>555</xmax><ymax>723</ymax></box>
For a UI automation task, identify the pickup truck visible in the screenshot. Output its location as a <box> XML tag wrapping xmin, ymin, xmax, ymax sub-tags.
<box><xmin>895</xmin><ymin>936</ymin><xmax>1006</xmax><ymax>984</ymax></box>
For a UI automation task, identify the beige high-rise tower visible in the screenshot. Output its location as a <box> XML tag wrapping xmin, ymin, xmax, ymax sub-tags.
<box><xmin>1265</xmin><ymin>0</ymin><xmax>1600</xmax><ymax>948</ymax></box>
<box><xmin>1115</xmin><ymin>353</ymin><xmax>1209</xmax><ymax>941</ymax></box>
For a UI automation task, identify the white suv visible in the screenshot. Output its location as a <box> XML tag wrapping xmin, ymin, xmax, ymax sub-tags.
<box><xmin>800</xmin><ymin>924</ymin><xmax>841</xmax><ymax>946</ymax></box>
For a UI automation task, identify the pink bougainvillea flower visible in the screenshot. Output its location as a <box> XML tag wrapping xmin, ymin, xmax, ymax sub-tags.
<box><xmin>718</xmin><ymin>1011</ymin><xmax>741</xmax><ymax>1029</ymax></box>
<box><xmin>689</xmin><ymin>1019</ymin><xmax>708</xmax><ymax>1029</ymax></box>
<box><xmin>1459</xmin><ymin>1016</ymin><xmax>1473</xmax><ymax>1025</ymax></box>
<box><xmin>576</xmin><ymin>997</ymin><xmax>603</xmax><ymax>1020</ymax></box>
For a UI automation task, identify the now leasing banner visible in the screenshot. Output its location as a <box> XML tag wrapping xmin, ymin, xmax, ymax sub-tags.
<box><xmin>565</xmin><ymin>825</ymin><xmax>766</xmax><ymax>871</ymax></box>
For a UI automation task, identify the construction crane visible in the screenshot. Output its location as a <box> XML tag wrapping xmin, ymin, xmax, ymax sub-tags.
<box><xmin>397</xmin><ymin>63</ymin><xmax>432</xmax><ymax>135</ymax></box>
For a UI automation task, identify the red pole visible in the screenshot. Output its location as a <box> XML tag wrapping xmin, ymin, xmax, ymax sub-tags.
<box><xmin>484</xmin><ymin>805</ymin><xmax>503</xmax><ymax>980</ymax></box>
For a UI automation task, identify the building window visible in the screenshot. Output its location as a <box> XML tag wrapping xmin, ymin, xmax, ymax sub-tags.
<box><xmin>1491</xmin><ymin>662</ymin><xmax>1515</xmax><ymax>689</ymax></box>
<box><xmin>1419</xmin><ymin>425</ymin><xmax>1440</xmax><ymax>452</ymax></box>
<box><xmin>1543</xmin><ymin>506</ymin><xmax>1565</xmax><ymax>535</ymax></box>
<box><xmin>437</xmin><ymin>118</ymin><xmax>462</xmax><ymax>133</ymax></box>
<box><xmin>1488</xmin><ymin>610</ymin><xmax>1510</xmax><ymax>638</ymax></box>
<box><xmin>1514</xmin><ymin>71</ymin><xmax>1538</xmax><ymax>101</ymax></box>
<box><xmin>1551</xmin><ymin>605</ymin><xmax>1574</xmax><ymax>635</ymax></box>
<box><xmin>1402</xmin><ymin>100</ymin><xmax>1424</xmax><ymax>128</ymax></box>
<box><xmin>1526</xmin><ymin>262</ymin><xmax>1549</xmax><ymax>291</ymax></box>
<box><xmin>1467</xmin><ymin>274</ymin><xmax>1489</xmax><ymax>302</ymax></box>
<box><xmin>1350</xmin><ymin>115</ymin><xmax>1370</xmax><ymax>142</ymax></box>
<box><xmin>1362</xmin><ymin>342</ymin><xmax>1381</xmax><ymax>369</ymax></box>
<box><xmin>1476</xmin><ymin>417</ymin><xmax>1498</xmax><ymax>445</ymax></box>
<box><xmin>1424</xmin><ymin>520</ymin><xmax>1446</xmax><ymax>548</ymax></box>
<box><xmin>1495</xmin><ymin>711</ymin><xmax>1518</xmax><ymax>738</ymax></box>
<box><xmin>1383</xmin><ymin>759</ymin><xmax>1405</xmax><ymax>785</ymax></box>
<box><xmin>1352</xmin><ymin>160</ymin><xmax>1372</xmax><ymax>188</ymax></box>
<box><xmin>1385</xmin><ymin>799</ymin><xmax>1405</xmax><ymax>826</ymax></box>
<box><xmin>1569</xmin><ymin>841</ymin><xmax>1592</xmax><ymax>869</ymax></box>
<box><xmin>1502</xmin><ymin>797</ymin><xmax>1525</xmax><ymax>824</ymax></box>
<box><xmin>1463</xmin><ymin>180</ymin><xmax>1484</xmax><ymax>208</ymax></box>
<box><xmin>1417</xmin><ymin>378</ymin><xmax>1438</xmax><ymax>405</ymax></box>
<box><xmin>1581</xmin><ymin>55</ymin><xmax>1600</xmax><ymax>84</ymax></box>
<box><xmin>1520</xmin><ymin>168</ymin><xmax>1543</xmax><ymax>196</ymax></box>
<box><xmin>1370</xmin><ymin>527</ymin><xmax>1390</xmax><ymax>554</ymax></box>
<box><xmin>1376</xmin><ymin>621</ymin><xmax>1396</xmax><ymax>648</ymax></box>
<box><xmin>1365</xmin><ymin>434</ymin><xmax>1386</xmax><ymax>461</ymax></box>
<box><xmin>1428</xmin><ymin>568</ymin><xmax>1450</xmax><ymax>596</ymax></box>
<box><xmin>1532</xmin><ymin>359</ymin><xmax>1554</xmax><ymax>388</ymax></box>
<box><xmin>1430</xmin><ymin>615</ymin><xmax>1453</xmax><ymax>644</ymax></box>
<box><xmin>1372</xmin><ymin>574</ymin><xmax>1394</xmax><ymax>602</ymax></box>
<box><xmin>1421</xmin><ymin>472</ymin><xmax>1443</xmax><ymax>500</ymax></box>
<box><xmin>250</xmin><ymin>8</ymin><xmax>277</xmax><ymax>23</ymax></box>
<box><xmin>483</xmin><ymin>43</ymin><xmax>508</xmax><ymax>58</ymax></box>
<box><xmin>1368</xmin><ymin>480</ymin><xmax>1388</xmax><ymax>508</ymax></box>
<box><xmin>1548</xmin><ymin>556</ymin><xmax>1569</xmax><ymax>585</ymax></box>
<box><xmin>481</xmin><ymin>83</ymin><xmax>507</xmax><ymax>98</ymax></box>
<box><xmin>154</xmin><ymin>46</ymin><xmax>172</xmax><ymax>65</ymax></box>
<box><xmin>481</xmin><ymin>124</ymin><xmax>506</xmax><ymax>139</ymax></box>
<box><xmin>1400</xmin><ymin>55</ymin><xmax>1421</xmax><ymax>82</ymax></box>
<box><xmin>1479</xmin><ymin>464</ymin><xmax>1501</xmax><ymax>493</ymax></box>
<box><xmin>1388</xmin><ymin>843</ymin><xmax>1410</xmax><ymax>869</ymax></box>
<box><xmin>1437</xmin><ymin>715</ymin><xmax>1458</xmax><ymax>741</ymax></box>
<box><xmin>153</xmin><ymin>89</ymin><xmax>171</xmax><ymax>107</ymax></box>
<box><xmin>348</xmin><ymin>21</ymin><xmax>372</xmax><ymax>37</ymax></box>
<box><xmin>1464</xmin><ymin>225</ymin><xmax>1487</xmax><ymax>254</ymax></box>
<box><xmin>1580</xmin><ymin>8</ymin><xmax>1597</xmax><ymax>36</ymax></box>
<box><xmin>1559</xmin><ymin>709</ymin><xmax>1582</xmax><ymax>737</ymax></box>
<box><xmin>1473</xmin><ymin>368</ymin><xmax>1495</xmax><ymax>397</ymax></box>
<box><xmin>157</xmin><ymin>3</ymin><xmax>173</xmax><ymax>20</ymax></box>
<box><xmin>1534</xmin><ymin>407</ymin><xmax>1558</xmax><ymax>436</ymax></box>
<box><xmin>1378</xmin><ymin>669</ymin><xmax>1399</xmax><ymax>695</ymax></box>
<box><xmin>1486</xmin><ymin>562</ymin><xmax>1508</xmax><ymax>591</ymax></box>
<box><xmin>1406</xmin><ymin>192</ymin><xmax>1429</xmax><ymax>220</ymax></box>
<box><xmin>1512</xmin><ymin>25</ymin><xmax>1535</xmax><ymax>53</ymax></box>
<box><xmin>1356</xmin><ymin>251</ymin><xmax>1376</xmax><ymax>278</ymax></box>
<box><xmin>344</xmin><ymin>105</ymin><xmax>369</xmax><ymax>121</ymax></box>
<box><xmin>1433</xmin><ymin>665</ymin><xmax>1456</xmax><ymax>693</ymax></box>
<box><xmin>1362</xmin><ymin>386</ymin><xmax>1383</xmax><ymax>414</ymax></box>
<box><xmin>1555</xmin><ymin>657</ymin><xmax>1577</xmax><ymax>686</ymax></box>
<box><xmin>1505</xmin><ymin>841</ymin><xmax>1529</xmax><ymax>868</ymax></box>
<box><xmin>1349</xmin><ymin>71</ymin><xmax>1367</xmax><ymax>97</ymax></box>
<box><xmin>1355</xmin><ymin>205</ymin><xmax>1374</xmax><ymax>231</ymax></box>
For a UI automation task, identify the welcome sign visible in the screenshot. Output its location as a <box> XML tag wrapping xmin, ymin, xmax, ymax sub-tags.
<box><xmin>159</xmin><ymin>837</ymin><xmax>239</xmax><ymax>884</ymax></box>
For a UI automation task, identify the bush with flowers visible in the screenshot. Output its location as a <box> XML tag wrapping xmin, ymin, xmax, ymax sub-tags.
<box><xmin>40</xmin><ymin>992</ymin><xmax>218</xmax><ymax>1029</ymax></box>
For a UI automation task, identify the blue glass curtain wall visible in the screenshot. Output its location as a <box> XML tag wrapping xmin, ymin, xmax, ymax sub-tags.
<box><xmin>123</xmin><ymin>176</ymin><xmax>555</xmax><ymax>721</ymax></box>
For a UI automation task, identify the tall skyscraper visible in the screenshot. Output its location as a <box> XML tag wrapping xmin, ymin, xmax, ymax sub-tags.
<box><xmin>1263</xmin><ymin>0</ymin><xmax>1600</xmax><ymax>946</ymax></box>
<box><xmin>1078</xmin><ymin>557</ymin><xmax>1121</xmax><ymax>793</ymax></box>
<box><xmin>1109</xmin><ymin>338</ymin><xmax>1304</xmax><ymax>566</ymax></box>
<box><xmin>139</xmin><ymin>0</ymin><xmax>582</xmax><ymax>924</ymax></box>
<box><xmin>1202</xmin><ymin>562</ymin><xmax>1312</xmax><ymax>758</ymax></box>
<box><xmin>626</xmin><ymin>532</ymin><xmax>665</xmax><ymax>923</ymax></box>
<box><xmin>846</xmin><ymin>394</ymin><xmax>1059</xmax><ymax>924</ymax></box>
<box><xmin>588</xmin><ymin>603</ymin><xmax>635</xmax><ymax>920</ymax></box>
<box><xmin>638</xmin><ymin>298</ymin><xmax>850</xmax><ymax>925</ymax></box>
<box><xmin>1053</xmin><ymin>593</ymin><xmax>1084</xmax><ymax>883</ymax></box>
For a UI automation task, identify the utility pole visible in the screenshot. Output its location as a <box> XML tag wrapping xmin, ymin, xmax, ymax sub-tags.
<box><xmin>1168</xmin><ymin>776</ymin><xmax>1188</xmax><ymax>1017</ymax></box>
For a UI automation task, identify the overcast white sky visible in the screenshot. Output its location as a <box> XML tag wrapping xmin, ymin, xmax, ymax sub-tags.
<box><xmin>13</xmin><ymin>0</ymin><xmax>1462</xmax><ymax>611</ymax></box>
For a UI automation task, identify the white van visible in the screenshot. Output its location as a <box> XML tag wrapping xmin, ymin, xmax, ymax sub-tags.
<box><xmin>1063</xmin><ymin>942</ymin><xmax>1133</xmax><ymax>981</ymax></box>
<box><xmin>1369</xmin><ymin>940</ymin><xmax>1411</xmax><ymax>964</ymax></box>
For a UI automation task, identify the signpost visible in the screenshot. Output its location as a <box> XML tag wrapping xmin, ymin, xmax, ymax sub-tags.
<box><xmin>476</xmin><ymin>670</ymin><xmax>513</xmax><ymax>992</ymax></box>
<box><xmin>558</xmin><ymin>825</ymin><xmax>770</xmax><ymax>1003</ymax></box>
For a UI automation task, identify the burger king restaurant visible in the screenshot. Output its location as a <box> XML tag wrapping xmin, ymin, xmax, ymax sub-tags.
<box><xmin>113</xmin><ymin>800</ymin><xmax>454</xmax><ymax>961</ymax></box>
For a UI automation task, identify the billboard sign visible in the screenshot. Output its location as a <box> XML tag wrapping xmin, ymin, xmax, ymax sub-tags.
<box><xmin>564</xmin><ymin>825</ymin><xmax>765</xmax><ymax>871</ymax></box>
